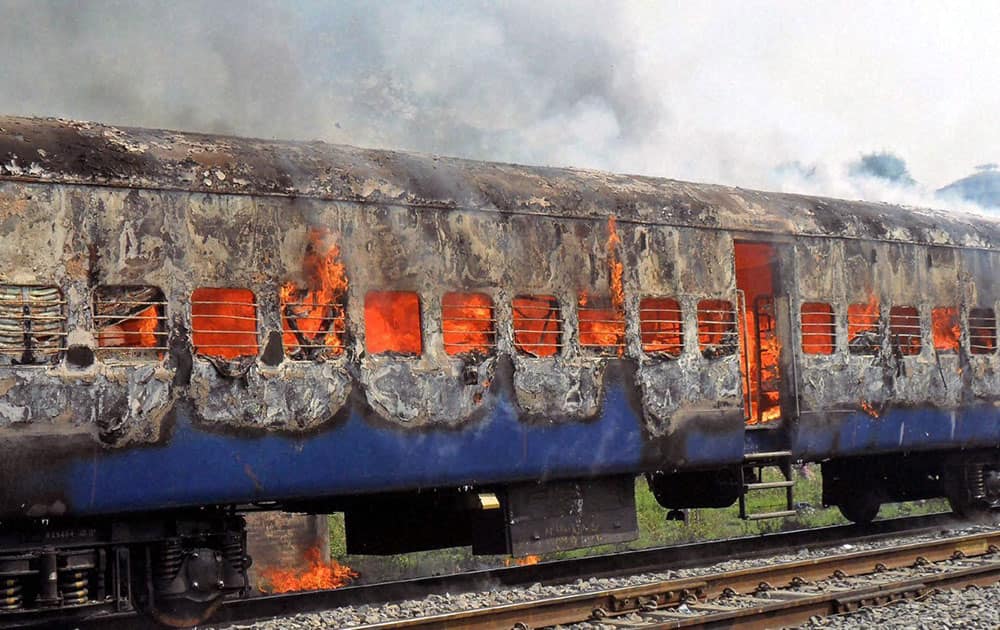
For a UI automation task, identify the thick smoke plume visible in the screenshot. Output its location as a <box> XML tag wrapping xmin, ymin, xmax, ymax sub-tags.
<box><xmin>2</xmin><ymin>1</ymin><xmax>999</xmax><ymax>212</ymax></box>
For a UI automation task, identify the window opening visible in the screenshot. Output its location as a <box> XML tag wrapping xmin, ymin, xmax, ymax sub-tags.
<box><xmin>578</xmin><ymin>293</ymin><xmax>625</xmax><ymax>355</ymax></box>
<box><xmin>847</xmin><ymin>297</ymin><xmax>880</xmax><ymax>354</ymax></box>
<box><xmin>94</xmin><ymin>286</ymin><xmax>167</xmax><ymax>357</ymax></box>
<box><xmin>513</xmin><ymin>295</ymin><xmax>562</xmax><ymax>357</ymax></box>
<box><xmin>0</xmin><ymin>285</ymin><xmax>66</xmax><ymax>365</ymax></box>
<box><xmin>969</xmin><ymin>307</ymin><xmax>997</xmax><ymax>355</ymax></box>
<box><xmin>191</xmin><ymin>288</ymin><xmax>258</xmax><ymax>359</ymax></box>
<box><xmin>639</xmin><ymin>297</ymin><xmax>683</xmax><ymax>357</ymax></box>
<box><xmin>889</xmin><ymin>305</ymin><xmax>921</xmax><ymax>356</ymax></box>
<box><xmin>931</xmin><ymin>307</ymin><xmax>960</xmax><ymax>353</ymax></box>
<box><xmin>698</xmin><ymin>299</ymin><xmax>737</xmax><ymax>357</ymax></box>
<box><xmin>442</xmin><ymin>292</ymin><xmax>495</xmax><ymax>356</ymax></box>
<box><xmin>281</xmin><ymin>229</ymin><xmax>348</xmax><ymax>360</ymax></box>
<box><xmin>733</xmin><ymin>241</ymin><xmax>782</xmax><ymax>424</ymax></box>
<box><xmin>364</xmin><ymin>291</ymin><xmax>422</xmax><ymax>355</ymax></box>
<box><xmin>801</xmin><ymin>302</ymin><xmax>835</xmax><ymax>355</ymax></box>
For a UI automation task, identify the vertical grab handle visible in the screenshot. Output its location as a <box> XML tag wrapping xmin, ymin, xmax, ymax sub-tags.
<box><xmin>736</xmin><ymin>288</ymin><xmax>752</xmax><ymax>422</ymax></box>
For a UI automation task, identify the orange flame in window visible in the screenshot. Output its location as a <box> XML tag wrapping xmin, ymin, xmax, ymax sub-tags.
<box><xmin>281</xmin><ymin>229</ymin><xmax>349</xmax><ymax>358</ymax></box>
<box><xmin>578</xmin><ymin>292</ymin><xmax>625</xmax><ymax>355</ymax></box>
<box><xmin>442</xmin><ymin>292</ymin><xmax>494</xmax><ymax>356</ymax></box>
<box><xmin>931</xmin><ymin>307</ymin><xmax>960</xmax><ymax>352</ymax></box>
<box><xmin>513</xmin><ymin>295</ymin><xmax>561</xmax><ymax>357</ymax></box>
<box><xmin>98</xmin><ymin>305</ymin><xmax>160</xmax><ymax>349</ymax></box>
<box><xmin>258</xmin><ymin>547</ymin><xmax>357</xmax><ymax>594</ymax></box>
<box><xmin>639</xmin><ymin>297</ymin><xmax>683</xmax><ymax>356</ymax></box>
<box><xmin>364</xmin><ymin>291</ymin><xmax>422</xmax><ymax>355</ymax></box>
<box><xmin>848</xmin><ymin>294</ymin><xmax>880</xmax><ymax>345</ymax></box>
<box><xmin>191</xmin><ymin>288</ymin><xmax>258</xmax><ymax>359</ymax></box>
<box><xmin>801</xmin><ymin>303</ymin><xmax>835</xmax><ymax>355</ymax></box>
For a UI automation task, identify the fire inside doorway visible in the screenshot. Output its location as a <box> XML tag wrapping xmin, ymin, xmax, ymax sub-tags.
<box><xmin>734</xmin><ymin>242</ymin><xmax>783</xmax><ymax>425</ymax></box>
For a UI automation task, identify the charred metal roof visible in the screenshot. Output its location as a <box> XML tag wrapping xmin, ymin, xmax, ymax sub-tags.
<box><xmin>1</xmin><ymin>115</ymin><xmax>998</xmax><ymax>250</ymax></box>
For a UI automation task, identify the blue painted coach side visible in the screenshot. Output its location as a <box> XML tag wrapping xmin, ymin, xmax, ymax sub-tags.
<box><xmin>792</xmin><ymin>406</ymin><xmax>1000</xmax><ymax>459</ymax></box>
<box><xmin>62</xmin><ymin>382</ymin><xmax>745</xmax><ymax>516</ymax></box>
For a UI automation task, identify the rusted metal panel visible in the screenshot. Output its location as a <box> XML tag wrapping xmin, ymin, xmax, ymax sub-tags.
<box><xmin>1</xmin><ymin>116</ymin><xmax>998</xmax><ymax>250</ymax></box>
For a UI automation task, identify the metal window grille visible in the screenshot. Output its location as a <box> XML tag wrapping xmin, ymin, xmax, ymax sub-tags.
<box><xmin>697</xmin><ymin>299</ymin><xmax>737</xmax><ymax>358</ymax></box>
<box><xmin>364</xmin><ymin>291</ymin><xmax>422</xmax><ymax>356</ymax></box>
<box><xmin>801</xmin><ymin>302</ymin><xmax>836</xmax><ymax>355</ymax></box>
<box><xmin>847</xmin><ymin>302</ymin><xmax>880</xmax><ymax>355</ymax></box>
<box><xmin>442</xmin><ymin>292</ymin><xmax>495</xmax><ymax>356</ymax></box>
<box><xmin>94</xmin><ymin>286</ymin><xmax>168</xmax><ymax>357</ymax></box>
<box><xmin>639</xmin><ymin>297</ymin><xmax>683</xmax><ymax>357</ymax></box>
<box><xmin>191</xmin><ymin>288</ymin><xmax>259</xmax><ymax>359</ymax></box>
<box><xmin>578</xmin><ymin>298</ymin><xmax>625</xmax><ymax>355</ymax></box>
<box><xmin>512</xmin><ymin>295</ymin><xmax>562</xmax><ymax>357</ymax></box>
<box><xmin>0</xmin><ymin>285</ymin><xmax>66</xmax><ymax>365</ymax></box>
<box><xmin>889</xmin><ymin>305</ymin><xmax>921</xmax><ymax>356</ymax></box>
<box><xmin>969</xmin><ymin>307</ymin><xmax>996</xmax><ymax>355</ymax></box>
<box><xmin>281</xmin><ymin>286</ymin><xmax>347</xmax><ymax>360</ymax></box>
<box><xmin>931</xmin><ymin>306</ymin><xmax>960</xmax><ymax>353</ymax></box>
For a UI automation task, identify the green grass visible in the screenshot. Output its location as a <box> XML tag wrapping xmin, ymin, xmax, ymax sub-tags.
<box><xmin>328</xmin><ymin>471</ymin><xmax>948</xmax><ymax>582</ymax></box>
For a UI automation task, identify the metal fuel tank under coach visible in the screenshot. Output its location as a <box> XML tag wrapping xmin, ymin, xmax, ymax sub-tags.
<box><xmin>2</xmin><ymin>116</ymin><xmax>1000</xmax><ymax>626</ymax></box>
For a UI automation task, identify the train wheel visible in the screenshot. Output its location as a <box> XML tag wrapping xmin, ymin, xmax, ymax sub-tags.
<box><xmin>946</xmin><ymin>463</ymin><xmax>1000</xmax><ymax>522</ymax></box>
<box><xmin>837</xmin><ymin>492</ymin><xmax>880</xmax><ymax>524</ymax></box>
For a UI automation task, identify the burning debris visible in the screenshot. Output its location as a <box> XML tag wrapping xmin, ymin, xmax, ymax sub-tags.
<box><xmin>504</xmin><ymin>554</ymin><xmax>541</xmax><ymax>567</ymax></box>
<box><xmin>257</xmin><ymin>547</ymin><xmax>357</xmax><ymax>594</ymax></box>
<box><xmin>860</xmin><ymin>400</ymin><xmax>881</xmax><ymax>418</ymax></box>
<box><xmin>281</xmin><ymin>229</ymin><xmax>349</xmax><ymax>360</ymax></box>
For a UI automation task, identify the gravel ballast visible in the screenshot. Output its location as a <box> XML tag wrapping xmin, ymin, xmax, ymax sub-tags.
<box><xmin>215</xmin><ymin>521</ymin><xmax>1000</xmax><ymax>630</ymax></box>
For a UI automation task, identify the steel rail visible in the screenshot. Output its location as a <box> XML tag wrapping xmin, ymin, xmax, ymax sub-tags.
<box><xmin>353</xmin><ymin>528</ymin><xmax>1000</xmax><ymax>630</ymax></box>
<box><xmin>13</xmin><ymin>512</ymin><xmax>960</xmax><ymax>629</ymax></box>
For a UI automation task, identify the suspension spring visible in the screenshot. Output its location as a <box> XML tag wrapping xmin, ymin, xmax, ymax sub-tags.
<box><xmin>155</xmin><ymin>539</ymin><xmax>184</xmax><ymax>590</ymax></box>
<box><xmin>0</xmin><ymin>576</ymin><xmax>23</xmax><ymax>611</ymax></box>
<box><xmin>970</xmin><ymin>464</ymin><xmax>988</xmax><ymax>499</ymax></box>
<box><xmin>59</xmin><ymin>569</ymin><xmax>89</xmax><ymax>606</ymax></box>
<box><xmin>222</xmin><ymin>534</ymin><xmax>244</xmax><ymax>572</ymax></box>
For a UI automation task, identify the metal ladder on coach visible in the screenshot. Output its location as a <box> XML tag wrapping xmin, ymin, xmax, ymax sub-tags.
<box><xmin>738</xmin><ymin>451</ymin><xmax>796</xmax><ymax>520</ymax></box>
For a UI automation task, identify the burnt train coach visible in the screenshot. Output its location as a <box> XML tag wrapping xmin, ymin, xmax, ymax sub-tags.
<box><xmin>1</xmin><ymin>116</ymin><xmax>1000</xmax><ymax>624</ymax></box>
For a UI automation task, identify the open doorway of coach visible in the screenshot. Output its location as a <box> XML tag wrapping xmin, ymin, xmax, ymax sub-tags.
<box><xmin>734</xmin><ymin>241</ymin><xmax>788</xmax><ymax>426</ymax></box>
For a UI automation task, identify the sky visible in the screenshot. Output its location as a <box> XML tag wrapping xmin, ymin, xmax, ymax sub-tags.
<box><xmin>1</xmin><ymin>1</ymin><xmax>998</xmax><ymax>209</ymax></box>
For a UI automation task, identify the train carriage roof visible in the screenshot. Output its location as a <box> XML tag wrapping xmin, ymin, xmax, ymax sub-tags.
<box><xmin>1</xmin><ymin>115</ymin><xmax>998</xmax><ymax>250</ymax></box>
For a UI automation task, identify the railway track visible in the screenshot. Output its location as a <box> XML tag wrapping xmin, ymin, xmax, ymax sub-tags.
<box><xmin>356</xmin><ymin>528</ymin><xmax>1000</xmax><ymax>629</ymax></box>
<box><xmin>20</xmin><ymin>512</ymin><xmax>967</xmax><ymax>629</ymax></box>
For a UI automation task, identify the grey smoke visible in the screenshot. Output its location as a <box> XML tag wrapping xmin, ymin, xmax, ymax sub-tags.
<box><xmin>0</xmin><ymin>1</ymin><xmax>658</xmax><ymax>172</ymax></box>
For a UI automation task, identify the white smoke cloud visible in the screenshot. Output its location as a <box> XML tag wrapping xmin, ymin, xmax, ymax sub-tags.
<box><xmin>1</xmin><ymin>1</ymin><xmax>998</xmax><ymax>212</ymax></box>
